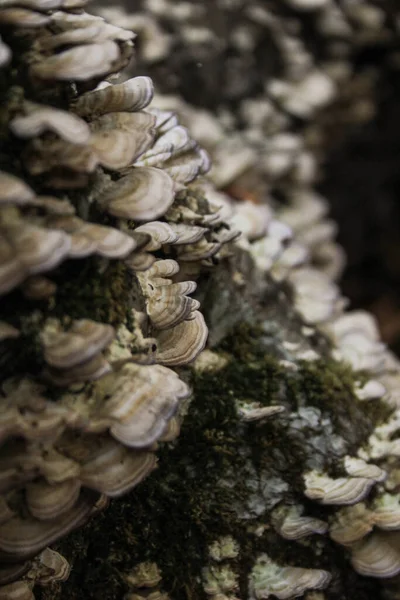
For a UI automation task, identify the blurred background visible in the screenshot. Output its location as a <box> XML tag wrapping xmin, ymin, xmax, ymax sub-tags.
<box><xmin>97</xmin><ymin>0</ymin><xmax>400</xmax><ymax>352</ymax></box>
<box><xmin>320</xmin><ymin>59</ymin><xmax>400</xmax><ymax>354</ymax></box>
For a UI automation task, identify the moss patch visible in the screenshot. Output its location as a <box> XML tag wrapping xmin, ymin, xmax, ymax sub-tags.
<box><xmin>0</xmin><ymin>258</ymin><xmax>136</xmax><ymax>385</ymax></box>
<box><xmin>45</xmin><ymin>324</ymin><xmax>388</xmax><ymax>600</ymax></box>
<box><xmin>50</xmin><ymin>258</ymin><xmax>136</xmax><ymax>326</ymax></box>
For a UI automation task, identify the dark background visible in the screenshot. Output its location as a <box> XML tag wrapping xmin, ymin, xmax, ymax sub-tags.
<box><xmin>321</xmin><ymin>55</ymin><xmax>400</xmax><ymax>353</ymax></box>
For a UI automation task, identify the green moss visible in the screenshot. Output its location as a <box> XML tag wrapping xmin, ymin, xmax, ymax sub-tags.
<box><xmin>50</xmin><ymin>258</ymin><xmax>136</xmax><ymax>326</ymax></box>
<box><xmin>290</xmin><ymin>359</ymin><xmax>392</xmax><ymax>457</ymax></box>
<box><xmin>47</xmin><ymin>324</ymin><xmax>388</xmax><ymax>600</ymax></box>
<box><xmin>0</xmin><ymin>257</ymin><xmax>134</xmax><ymax>329</ymax></box>
<box><xmin>0</xmin><ymin>258</ymin><xmax>135</xmax><ymax>386</ymax></box>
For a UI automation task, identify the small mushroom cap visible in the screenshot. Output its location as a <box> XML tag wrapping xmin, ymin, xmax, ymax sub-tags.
<box><xmin>168</xmin><ymin>223</ymin><xmax>207</xmax><ymax>245</ymax></box>
<box><xmin>82</xmin><ymin>363</ymin><xmax>189</xmax><ymax>448</ymax></box>
<box><xmin>25</xmin><ymin>479</ymin><xmax>81</xmax><ymax>520</ymax></box>
<box><xmin>41</xmin><ymin>319</ymin><xmax>114</xmax><ymax>369</ymax></box>
<box><xmin>151</xmin><ymin>109</ymin><xmax>179</xmax><ymax>134</ymax></box>
<box><xmin>91</xmin><ymin>110</ymin><xmax>155</xmax><ymax>132</ymax></box>
<box><xmin>79</xmin><ymin>442</ymin><xmax>156</xmax><ymax>497</ymax></box>
<box><xmin>372</xmin><ymin>494</ymin><xmax>400</xmax><ymax>530</ymax></box>
<box><xmin>329</xmin><ymin>504</ymin><xmax>374</xmax><ymax>545</ymax></box>
<box><xmin>90</xmin><ymin>125</ymin><xmax>155</xmax><ymax>171</ymax></box>
<box><xmin>273</xmin><ymin>505</ymin><xmax>328</xmax><ymax>540</ymax></box>
<box><xmin>270</xmin><ymin>241</ymin><xmax>309</xmax><ymax>281</ymax></box>
<box><xmin>48</xmin><ymin>215</ymin><xmax>136</xmax><ymax>259</ymax></box>
<box><xmin>303</xmin><ymin>471</ymin><xmax>376</xmax><ymax>505</ymax></box>
<box><xmin>137</xmin><ymin>125</ymin><xmax>197</xmax><ymax>169</ymax></box>
<box><xmin>0</xmin><ymin>172</ymin><xmax>35</xmax><ymax>205</ymax></box>
<box><xmin>0</xmin><ymin>218</ymin><xmax>71</xmax><ymax>296</ymax></box>
<box><xmin>49</xmin><ymin>9</ymin><xmax>103</xmax><ymax>29</ymax></box>
<box><xmin>125</xmin><ymin>252</ymin><xmax>156</xmax><ymax>272</ymax></box>
<box><xmin>78</xmin><ymin>223</ymin><xmax>135</xmax><ymax>259</ymax></box>
<box><xmin>33</xmin><ymin>547</ymin><xmax>70</xmax><ymax>584</ymax></box>
<box><xmin>23</xmin><ymin>137</ymin><xmax>98</xmax><ymax>175</ymax></box>
<box><xmin>0</xmin><ymin>443</ymin><xmax>81</xmax><ymax>491</ymax></box>
<box><xmin>144</xmin><ymin>259</ymin><xmax>179</xmax><ymax>279</ymax></box>
<box><xmin>30</xmin><ymin>40</ymin><xmax>121</xmax><ymax>81</ymax></box>
<box><xmin>156</xmin><ymin>311</ymin><xmax>208</xmax><ymax>366</ymax></box>
<box><xmin>351</xmin><ymin>532</ymin><xmax>400</xmax><ymax>578</ymax></box>
<box><xmin>344</xmin><ymin>456</ymin><xmax>386</xmax><ymax>482</ymax></box>
<box><xmin>10</xmin><ymin>104</ymin><xmax>90</xmax><ymax>145</ymax></box>
<box><xmin>281</xmin><ymin>189</ymin><xmax>324</xmax><ymax>226</ymax></box>
<box><xmin>45</xmin><ymin>353</ymin><xmax>112</xmax><ymax>386</ymax></box>
<box><xmin>98</xmin><ymin>166</ymin><xmax>176</xmax><ymax>221</ymax></box>
<box><xmin>134</xmin><ymin>222</ymin><xmax>178</xmax><ymax>251</ymax></box>
<box><xmin>39</xmin><ymin>19</ymin><xmax>133</xmax><ymax>49</ymax></box>
<box><xmin>0</xmin><ymin>489</ymin><xmax>97</xmax><ymax>560</ymax></box>
<box><xmin>97</xmin><ymin>8</ymin><xmax>171</xmax><ymax>63</ymax></box>
<box><xmin>249</xmin><ymin>554</ymin><xmax>331</xmax><ymax>600</ymax></box>
<box><xmin>164</xmin><ymin>148</ymin><xmax>211</xmax><ymax>184</ymax></box>
<box><xmin>138</xmin><ymin>260</ymin><xmax>198</xmax><ymax>330</ymax></box>
<box><xmin>89</xmin><ymin>112</ymin><xmax>157</xmax><ymax>168</ymax></box>
<box><xmin>73</xmin><ymin>76</ymin><xmax>154</xmax><ymax>117</ymax></box>
<box><xmin>175</xmin><ymin>237</ymin><xmax>222</xmax><ymax>262</ymax></box>
<box><xmin>11</xmin><ymin>223</ymin><xmax>71</xmax><ymax>274</ymax></box>
<box><xmin>42</xmin><ymin>200</ymin><xmax>75</xmax><ymax>221</ymax></box>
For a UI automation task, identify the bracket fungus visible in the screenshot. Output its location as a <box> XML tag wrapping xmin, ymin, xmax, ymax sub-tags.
<box><xmin>351</xmin><ymin>533</ymin><xmax>400</xmax><ymax>579</ymax></box>
<box><xmin>0</xmin><ymin>0</ymin><xmax>400</xmax><ymax>599</ymax></box>
<box><xmin>272</xmin><ymin>505</ymin><xmax>328</xmax><ymax>541</ymax></box>
<box><xmin>249</xmin><ymin>554</ymin><xmax>331</xmax><ymax>600</ymax></box>
<box><xmin>303</xmin><ymin>471</ymin><xmax>377</xmax><ymax>506</ymax></box>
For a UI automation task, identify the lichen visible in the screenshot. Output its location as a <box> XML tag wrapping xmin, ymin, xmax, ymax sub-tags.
<box><xmin>45</xmin><ymin>324</ymin><xmax>387</xmax><ymax>600</ymax></box>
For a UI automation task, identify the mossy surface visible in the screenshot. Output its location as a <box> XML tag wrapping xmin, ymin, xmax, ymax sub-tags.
<box><xmin>0</xmin><ymin>258</ymin><xmax>136</xmax><ymax>385</ymax></box>
<box><xmin>44</xmin><ymin>324</ymin><xmax>387</xmax><ymax>600</ymax></box>
<box><xmin>50</xmin><ymin>258</ymin><xmax>136</xmax><ymax>326</ymax></box>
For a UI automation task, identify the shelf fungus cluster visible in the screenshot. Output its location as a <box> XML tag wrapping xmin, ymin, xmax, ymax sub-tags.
<box><xmin>0</xmin><ymin>2</ymin><xmax>400</xmax><ymax>600</ymax></box>
<box><xmin>100</xmin><ymin>0</ymin><xmax>397</xmax><ymax>284</ymax></box>
<box><xmin>0</xmin><ymin>3</ymin><xmax>240</xmax><ymax>598</ymax></box>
